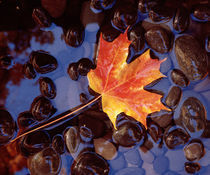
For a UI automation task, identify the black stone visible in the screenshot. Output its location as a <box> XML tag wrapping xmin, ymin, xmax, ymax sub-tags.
<box><xmin>171</xmin><ymin>69</ymin><xmax>189</xmax><ymax>87</ymax></box>
<box><xmin>0</xmin><ymin>109</ymin><xmax>16</xmax><ymax>145</ymax></box>
<box><xmin>184</xmin><ymin>139</ymin><xmax>205</xmax><ymax>161</ymax></box>
<box><xmin>193</xmin><ymin>5</ymin><xmax>210</xmax><ymax>22</ymax></box>
<box><xmin>71</xmin><ymin>152</ymin><xmax>109</xmax><ymax>175</ymax></box>
<box><xmin>67</xmin><ymin>62</ymin><xmax>79</xmax><ymax>81</ymax></box>
<box><xmin>164</xmin><ymin>125</ymin><xmax>190</xmax><ymax>149</ymax></box>
<box><xmin>147</xmin><ymin>110</ymin><xmax>173</xmax><ymax>128</ymax></box>
<box><xmin>19</xmin><ymin>131</ymin><xmax>51</xmax><ymax>157</ymax></box>
<box><xmin>173</xmin><ymin>6</ymin><xmax>189</xmax><ymax>33</ymax></box>
<box><xmin>32</xmin><ymin>7</ymin><xmax>51</xmax><ymax>28</ymax></box>
<box><xmin>52</xmin><ymin>134</ymin><xmax>65</xmax><ymax>154</ymax></box>
<box><xmin>164</xmin><ymin>86</ymin><xmax>182</xmax><ymax>109</ymax></box>
<box><xmin>39</xmin><ymin>77</ymin><xmax>56</xmax><ymax>99</ymax></box>
<box><xmin>101</xmin><ymin>23</ymin><xmax>121</xmax><ymax>42</ymax></box>
<box><xmin>145</xmin><ymin>27</ymin><xmax>171</xmax><ymax>53</ymax></box>
<box><xmin>17</xmin><ymin>111</ymin><xmax>36</xmax><ymax>129</ymax></box>
<box><xmin>28</xmin><ymin>147</ymin><xmax>61</xmax><ymax>175</ymax></box>
<box><xmin>180</xmin><ymin>97</ymin><xmax>206</xmax><ymax>136</ymax></box>
<box><xmin>113</xmin><ymin>113</ymin><xmax>146</xmax><ymax>147</ymax></box>
<box><xmin>30</xmin><ymin>96</ymin><xmax>56</xmax><ymax>121</ymax></box>
<box><xmin>175</xmin><ymin>35</ymin><xmax>208</xmax><ymax>81</ymax></box>
<box><xmin>30</xmin><ymin>51</ymin><xmax>58</xmax><ymax>74</ymax></box>
<box><xmin>0</xmin><ymin>55</ymin><xmax>12</xmax><ymax>68</ymax></box>
<box><xmin>77</xmin><ymin>58</ymin><xmax>94</xmax><ymax>76</ymax></box>
<box><xmin>185</xmin><ymin>162</ymin><xmax>201</xmax><ymax>174</ymax></box>
<box><xmin>65</xmin><ymin>25</ymin><xmax>85</xmax><ymax>47</ymax></box>
<box><xmin>23</xmin><ymin>62</ymin><xmax>36</xmax><ymax>79</ymax></box>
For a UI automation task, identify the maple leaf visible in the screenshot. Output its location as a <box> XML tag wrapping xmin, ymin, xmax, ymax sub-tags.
<box><xmin>10</xmin><ymin>31</ymin><xmax>169</xmax><ymax>144</ymax></box>
<box><xmin>87</xmin><ymin>32</ymin><xmax>168</xmax><ymax>128</ymax></box>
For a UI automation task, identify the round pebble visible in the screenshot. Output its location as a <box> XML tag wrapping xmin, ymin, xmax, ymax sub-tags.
<box><xmin>165</xmin><ymin>149</ymin><xmax>185</xmax><ymax>172</ymax></box>
<box><xmin>94</xmin><ymin>138</ymin><xmax>117</xmax><ymax>160</ymax></box>
<box><xmin>153</xmin><ymin>156</ymin><xmax>169</xmax><ymax>174</ymax></box>
<box><xmin>109</xmin><ymin>155</ymin><xmax>126</xmax><ymax>171</ymax></box>
<box><xmin>184</xmin><ymin>139</ymin><xmax>205</xmax><ymax>161</ymax></box>
<box><xmin>139</xmin><ymin>147</ymin><xmax>154</xmax><ymax>163</ymax></box>
<box><xmin>142</xmin><ymin>162</ymin><xmax>159</xmax><ymax>175</ymax></box>
<box><xmin>124</xmin><ymin>148</ymin><xmax>142</xmax><ymax>167</ymax></box>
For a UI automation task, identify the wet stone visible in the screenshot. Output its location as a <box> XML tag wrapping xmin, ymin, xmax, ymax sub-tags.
<box><xmin>94</xmin><ymin>137</ymin><xmax>117</xmax><ymax>160</ymax></box>
<box><xmin>28</xmin><ymin>147</ymin><xmax>61</xmax><ymax>175</ymax></box>
<box><xmin>185</xmin><ymin>162</ymin><xmax>201</xmax><ymax>174</ymax></box>
<box><xmin>147</xmin><ymin>110</ymin><xmax>173</xmax><ymax>129</ymax></box>
<box><xmin>52</xmin><ymin>134</ymin><xmax>65</xmax><ymax>155</ymax></box>
<box><xmin>153</xmin><ymin>156</ymin><xmax>169</xmax><ymax>174</ymax></box>
<box><xmin>113</xmin><ymin>113</ymin><xmax>146</xmax><ymax>147</ymax></box>
<box><xmin>0</xmin><ymin>55</ymin><xmax>12</xmax><ymax>68</ymax></box>
<box><xmin>138</xmin><ymin>0</ymin><xmax>147</xmax><ymax>13</ymax></box>
<box><xmin>78</xmin><ymin>111</ymin><xmax>109</xmax><ymax>139</ymax></box>
<box><xmin>64</xmin><ymin>126</ymin><xmax>93</xmax><ymax>159</ymax></box>
<box><xmin>65</xmin><ymin>25</ymin><xmax>85</xmax><ymax>48</ymax></box>
<box><xmin>146</xmin><ymin>0</ymin><xmax>164</xmax><ymax>10</ymax></box>
<box><xmin>30</xmin><ymin>51</ymin><xmax>58</xmax><ymax>74</ymax></box>
<box><xmin>19</xmin><ymin>131</ymin><xmax>51</xmax><ymax>157</ymax></box>
<box><xmin>30</xmin><ymin>96</ymin><xmax>56</xmax><ymax>121</ymax></box>
<box><xmin>80</xmin><ymin>126</ymin><xmax>93</xmax><ymax>142</ymax></box>
<box><xmin>64</xmin><ymin>126</ymin><xmax>80</xmax><ymax>155</ymax></box>
<box><xmin>193</xmin><ymin>5</ymin><xmax>210</xmax><ymax>22</ymax></box>
<box><xmin>146</xmin><ymin>118</ymin><xmax>163</xmax><ymax>144</ymax></box>
<box><xmin>165</xmin><ymin>149</ymin><xmax>185</xmax><ymax>172</ymax></box>
<box><xmin>164</xmin><ymin>86</ymin><xmax>182</xmax><ymax>109</ymax></box>
<box><xmin>77</xmin><ymin>58</ymin><xmax>94</xmax><ymax>76</ymax></box>
<box><xmin>145</xmin><ymin>27</ymin><xmax>171</xmax><ymax>54</ymax></box>
<box><xmin>173</xmin><ymin>6</ymin><xmax>189</xmax><ymax>33</ymax></box>
<box><xmin>170</xmin><ymin>69</ymin><xmax>189</xmax><ymax>87</ymax></box>
<box><xmin>71</xmin><ymin>152</ymin><xmax>109</xmax><ymax>175</ymax></box>
<box><xmin>23</xmin><ymin>62</ymin><xmax>36</xmax><ymax>79</ymax></box>
<box><xmin>0</xmin><ymin>109</ymin><xmax>16</xmax><ymax>145</ymax></box>
<box><xmin>144</xmin><ymin>162</ymin><xmax>159</xmax><ymax>175</ymax></box>
<box><xmin>127</xmin><ymin>23</ymin><xmax>145</xmax><ymax>53</ymax></box>
<box><xmin>67</xmin><ymin>62</ymin><xmax>79</xmax><ymax>81</ymax></box>
<box><xmin>139</xmin><ymin>147</ymin><xmax>154</xmax><ymax>163</ymax></box>
<box><xmin>148</xmin><ymin>5</ymin><xmax>173</xmax><ymax>22</ymax></box>
<box><xmin>127</xmin><ymin>23</ymin><xmax>144</xmax><ymax>42</ymax></box>
<box><xmin>164</xmin><ymin>125</ymin><xmax>190</xmax><ymax>149</ymax></box>
<box><xmin>180</xmin><ymin>97</ymin><xmax>206</xmax><ymax>136</ymax></box>
<box><xmin>32</xmin><ymin>7</ymin><xmax>51</xmax><ymax>28</ymax></box>
<box><xmin>184</xmin><ymin>139</ymin><xmax>205</xmax><ymax>161</ymax></box>
<box><xmin>41</xmin><ymin>0</ymin><xmax>66</xmax><ymax>18</ymax></box>
<box><xmin>39</xmin><ymin>77</ymin><xmax>56</xmax><ymax>99</ymax></box>
<box><xmin>17</xmin><ymin>111</ymin><xmax>36</xmax><ymax>129</ymax></box>
<box><xmin>175</xmin><ymin>35</ymin><xmax>208</xmax><ymax>81</ymax></box>
<box><xmin>110</xmin><ymin>155</ymin><xmax>126</xmax><ymax>171</ymax></box>
<box><xmin>112</xmin><ymin>3</ymin><xmax>138</xmax><ymax>31</ymax></box>
<box><xmin>101</xmin><ymin>23</ymin><xmax>121</xmax><ymax>42</ymax></box>
<box><xmin>90</xmin><ymin>0</ymin><xmax>103</xmax><ymax>11</ymax></box>
<box><xmin>124</xmin><ymin>148</ymin><xmax>142</xmax><ymax>166</ymax></box>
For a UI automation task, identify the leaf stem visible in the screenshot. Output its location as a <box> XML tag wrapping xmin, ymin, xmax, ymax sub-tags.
<box><xmin>10</xmin><ymin>95</ymin><xmax>102</xmax><ymax>143</ymax></box>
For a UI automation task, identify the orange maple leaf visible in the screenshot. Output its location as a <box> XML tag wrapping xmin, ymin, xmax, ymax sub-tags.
<box><xmin>10</xmin><ymin>31</ymin><xmax>169</xmax><ymax>144</ymax></box>
<box><xmin>87</xmin><ymin>32</ymin><xmax>168</xmax><ymax>128</ymax></box>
